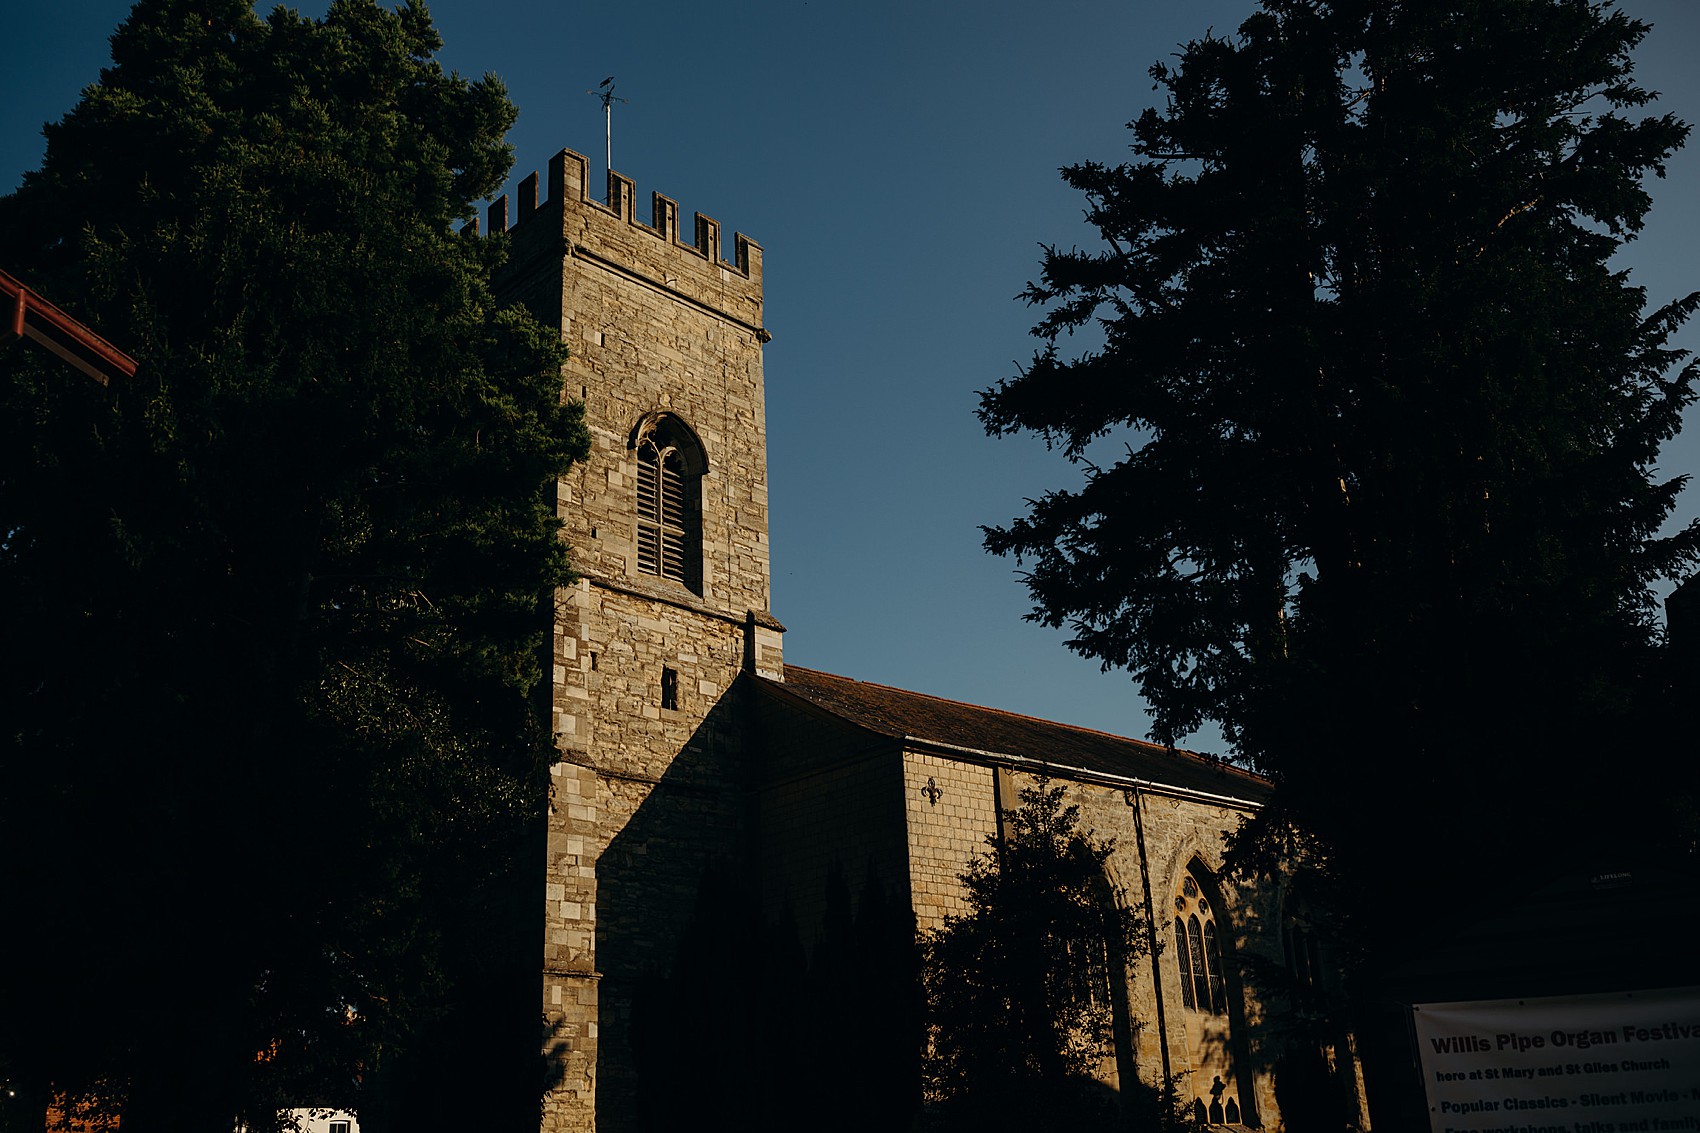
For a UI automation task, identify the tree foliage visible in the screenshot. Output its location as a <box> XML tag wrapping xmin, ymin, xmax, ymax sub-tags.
<box><xmin>921</xmin><ymin>781</ymin><xmax>1158</xmax><ymax>1132</ymax></box>
<box><xmin>980</xmin><ymin>0</ymin><xmax>1698</xmax><ymax>945</ymax></box>
<box><xmin>0</xmin><ymin>2</ymin><xmax>587</xmax><ymax>1129</ymax></box>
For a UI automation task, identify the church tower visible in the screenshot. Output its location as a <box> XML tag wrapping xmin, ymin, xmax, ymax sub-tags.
<box><xmin>487</xmin><ymin>148</ymin><xmax>782</xmax><ymax>1132</ymax></box>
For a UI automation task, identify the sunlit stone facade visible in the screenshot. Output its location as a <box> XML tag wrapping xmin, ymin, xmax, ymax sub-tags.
<box><xmin>488</xmin><ymin>149</ymin><xmax>1363</xmax><ymax>1131</ymax></box>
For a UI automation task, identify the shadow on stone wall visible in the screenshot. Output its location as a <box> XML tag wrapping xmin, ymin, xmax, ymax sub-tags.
<box><xmin>918</xmin><ymin>1075</ymin><xmax>1179</xmax><ymax>1133</ymax></box>
<box><xmin>591</xmin><ymin>682</ymin><xmax>919</xmax><ymax>1132</ymax></box>
<box><xmin>627</xmin><ymin>858</ymin><xmax>920</xmax><ymax>1132</ymax></box>
<box><xmin>1222</xmin><ymin>868</ymin><xmax>1367</xmax><ymax>1133</ymax></box>
<box><xmin>592</xmin><ymin>689</ymin><xmax>750</xmax><ymax>1133</ymax></box>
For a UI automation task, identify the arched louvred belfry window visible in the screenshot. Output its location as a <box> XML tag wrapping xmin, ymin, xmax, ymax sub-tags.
<box><xmin>630</xmin><ymin>413</ymin><xmax>705</xmax><ymax>593</ymax></box>
<box><xmin>635</xmin><ymin>440</ymin><xmax>685</xmax><ymax>576</ymax></box>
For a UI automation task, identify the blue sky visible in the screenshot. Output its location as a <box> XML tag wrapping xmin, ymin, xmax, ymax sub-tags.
<box><xmin>6</xmin><ymin>1</ymin><xmax>1698</xmax><ymax>750</ymax></box>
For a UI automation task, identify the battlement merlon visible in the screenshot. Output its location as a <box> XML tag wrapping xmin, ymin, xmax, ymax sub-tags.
<box><xmin>473</xmin><ymin>147</ymin><xmax>765</xmax><ymax>332</ymax></box>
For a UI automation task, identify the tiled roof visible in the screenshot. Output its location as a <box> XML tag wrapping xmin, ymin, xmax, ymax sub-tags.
<box><xmin>763</xmin><ymin>665</ymin><xmax>1270</xmax><ymax>804</ymax></box>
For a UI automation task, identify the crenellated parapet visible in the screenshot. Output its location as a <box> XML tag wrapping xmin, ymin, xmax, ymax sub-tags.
<box><xmin>472</xmin><ymin>148</ymin><xmax>764</xmax><ymax>334</ymax></box>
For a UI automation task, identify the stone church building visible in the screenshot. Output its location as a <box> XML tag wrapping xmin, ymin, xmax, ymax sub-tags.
<box><xmin>480</xmin><ymin>147</ymin><xmax>1358</xmax><ymax>1131</ymax></box>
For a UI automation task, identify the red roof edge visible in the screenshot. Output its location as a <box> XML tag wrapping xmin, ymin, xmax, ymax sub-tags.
<box><xmin>2</xmin><ymin>267</ymin><xmax>138</xmax><ymax>386</ymax></box>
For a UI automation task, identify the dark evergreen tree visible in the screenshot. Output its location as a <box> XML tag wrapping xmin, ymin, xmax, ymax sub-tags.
<box><xmin>920</xmin><ymin>782</ymin><xmax>1157</xmax><ymax>1132</ymax></box>
<box><xmin>980</xmin><ymin>0</ymin><xmax>1697</xmax><ymax>954</ymax></box>
<box><xmin>0</xmin><ymin>2</ymin><xmax>588</xmax><ymax>1130</ymax></box>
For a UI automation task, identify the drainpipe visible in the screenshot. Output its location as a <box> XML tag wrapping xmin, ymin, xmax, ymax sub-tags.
<box><xmin>1125</xmin><ymin>785</ymin><xmax>1172</xmax><ymax>1085</ymax></box>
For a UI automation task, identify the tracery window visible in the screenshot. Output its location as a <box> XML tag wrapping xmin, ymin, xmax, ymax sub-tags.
<box><xmin>1176</xmin><ymin>915</ymin><xmax>1196</xmax><ymax>1010</ymax></box>
<box><xmin>1173</xmin><ymin>874</ymin><xmax>1227</xmax><ymax>1016</ymax></box>
<box><xmin>1174</xmin><ymin>864</ymin><xmax>1250</xmax><ymax>1124</ymax></box>
<box><xmin>1064</xmin><ymin>930</ymin><xmax>1113</xmax><ymax>1008</ymax></box>
<box><xmin>1284</xmin><ymin>913</ymin><xmax>1324</xmax><ymax>998</ymax></box>
<box><xmin>631</xmin><ymin>414</ymin><xmax>704</xmax><ymax>592</ymax></box>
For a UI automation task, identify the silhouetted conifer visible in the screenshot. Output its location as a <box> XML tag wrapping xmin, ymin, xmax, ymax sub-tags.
<box><xmin>0</xmin><ymin>2</ymin><xmax>588</xmax><ymax>1128</ymax></box>
<box><xmin>920</xmin><ymin>782</ymin><xmax>1179</xmax><ymax>1132</ymax></box>
<box><xmin>981</xmin><ymin>0</ymin><xmax>1697</xmax><ymax>968</ymax></box>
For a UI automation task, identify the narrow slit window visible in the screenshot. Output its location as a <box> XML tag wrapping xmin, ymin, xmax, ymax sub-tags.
<box><xmin>660</xmin><ymin>666</ymin><xmax>679</xmax><ymax>711</ymax></box>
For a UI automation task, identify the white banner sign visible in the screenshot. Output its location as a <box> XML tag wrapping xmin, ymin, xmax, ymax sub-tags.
<box><xmin>1412</xmin><ymin>988</ymin><xmax>1700</xmax><ymax>1133</ymax></box>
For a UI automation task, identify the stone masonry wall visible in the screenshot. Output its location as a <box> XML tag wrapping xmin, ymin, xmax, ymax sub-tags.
<box><xmin>489</xmin><ymin>148</ymin><xmax>777</xmax><ymax>1133</ymax></box>
<box><xmin>484</xmin><ymin>144</ymin><xmax>1300</xmax><ymax>1132</ymax></box>
<box><xmin>494</xmin><ymin>148</ymin><xmax>771</xmax><ymax>619</ymax></box>
<box><xmin>539</xmin><ymin>583</ymin><xmax>755</xmax><ymax>1131</ymax></box>
<box><xmin>754</xmin><ymin>694</ymin><xmax>909</xmax><ymax>943</ymax></box>
<box><xmin>1127</xmin><ymin>786</ymin><xmax>1282</xmax><ymax>1126</ymax></box>
<box><xmin>901</xmin><ymin>752</ymin><xmax>1000</xmax><ymax>930</ymax></box>
<box><xmin>900</xmin><ymin>757</ymin><xmax>1285</xmax><ymax>1127</ymax></box>
<box><xmin>1058</xmin><ymin>775</ymin><xmax>1281</xmax><ymax>1127</ymax></box>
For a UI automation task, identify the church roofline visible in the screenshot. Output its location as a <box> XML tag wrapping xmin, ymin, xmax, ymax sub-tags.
<box><xmin>901</xmin><ymin>733</ymin><xmax>1267</xmax><ymax>810</ymax></box>
<box><xmin>759</xmin><ymin>664</ymin><xmax>1271</xmax><ymax>806</ymax></box>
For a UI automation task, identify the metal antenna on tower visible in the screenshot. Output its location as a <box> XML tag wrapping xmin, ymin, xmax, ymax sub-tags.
<box><xmin>586</xmin><ymin>77</ymin><xmax>627</xmax><ymax>187</ymax></box>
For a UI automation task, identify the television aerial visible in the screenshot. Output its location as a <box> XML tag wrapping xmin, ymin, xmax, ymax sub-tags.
<box><xmin>586</xmin><ymin>77</ymin><xmax>628</xmax><ymax>182</ymax></box>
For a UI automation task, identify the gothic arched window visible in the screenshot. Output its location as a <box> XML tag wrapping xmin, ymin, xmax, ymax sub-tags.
<box><xmin>1173</xmin><ymin>874</ymin><xmax>1227</xmax><ymax>1017</ymax></box>
<box><xmin>1175</xmin><ymin>916</ymin><xmax>1196</xmax><ymax>1010</ymax></box>
<box><xmin>1173</xmin><ymin>864</ymin><xmax>1252</xmax><ymax>1126</ymax></box>
<box><xmin>631</xmin><ymin>414</ymin><xmax>705</xmax><ymax>593</ymax></box>
<box><xmin>1187</xmin><ymin>915</ymin><xmax>1211</xmax><ymax>1010</ymax></box>
<box><xmin>1284</xmin><ymin>908</ymin><xmax>1325</xmax><ymax>1001</ymax></box>
<box><xmin>1203</xmin><ymin>920</ymin><xmax>1227</xmax><ymax>1015</ymax></box>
